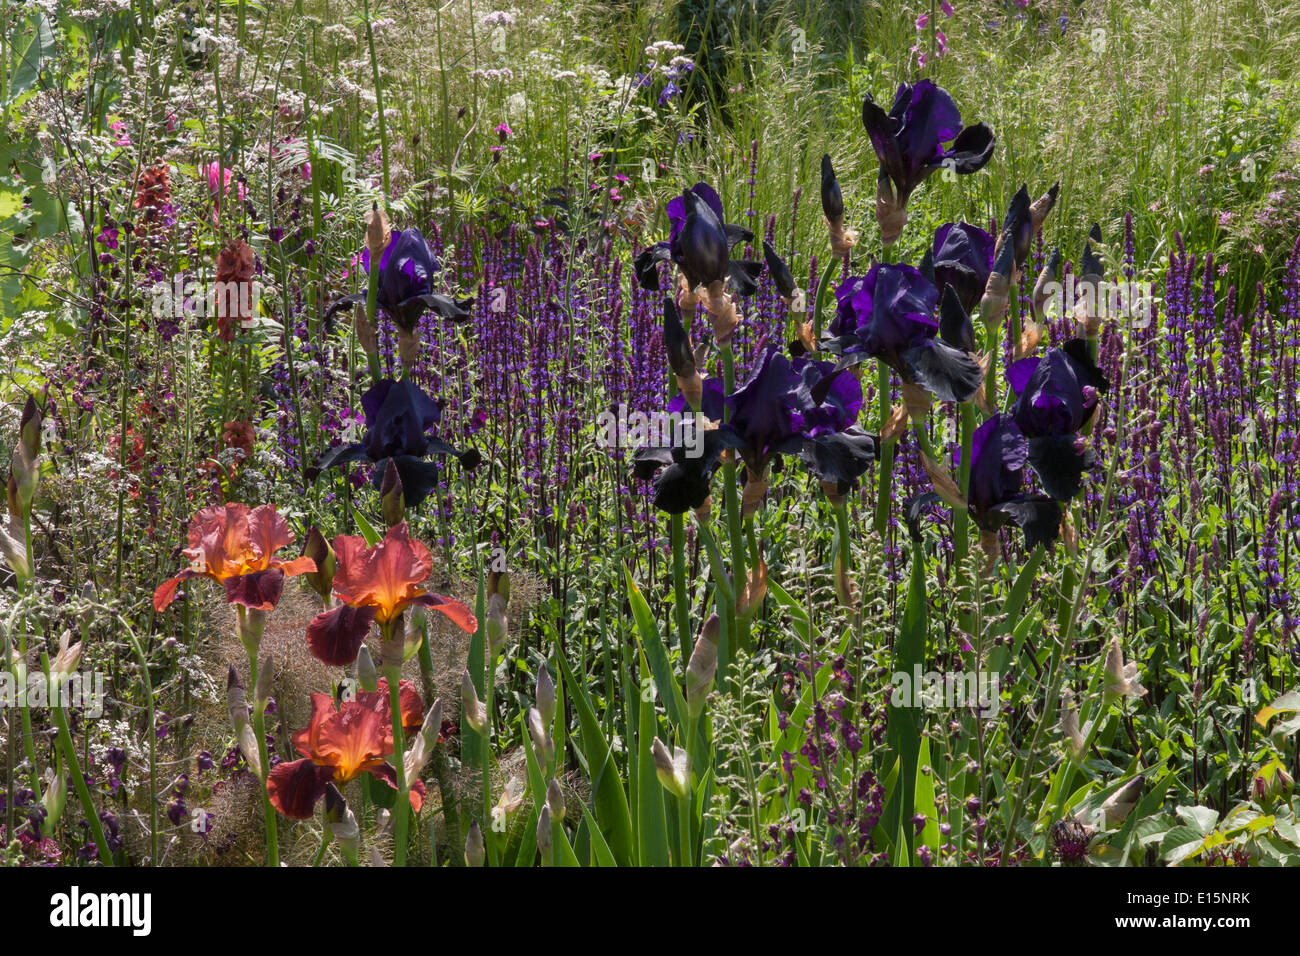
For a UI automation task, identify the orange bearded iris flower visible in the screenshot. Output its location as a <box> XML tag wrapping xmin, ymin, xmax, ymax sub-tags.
<box><xmin>305</xmin><ymin>522</ymin><xmax>476</xmax><ymax>667</ymax></box>
<box><xmin>153</xmin><ymin>503</ymin><xmax>316</xmax><ymax>612</ymax></box>
<box><xmin>266</xmin><ymin>679</ymin><xmax>426</xmax><ymax>819</ymax></box>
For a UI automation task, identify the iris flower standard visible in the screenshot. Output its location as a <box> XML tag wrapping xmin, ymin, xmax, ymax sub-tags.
<box><xmin>827</xmin><ymin>262</ymin><xmax>983</xmax><ymax>404</ymax></box>
<box><xmin>925</xmin><ymin>221</ymin><xmax>994</xmax><ymax>315</ymax></box>
<box><xmin>308</xmin><ymin>378</ymin><xmax>480</xmax><ymax>508</ymax></box>
<box><xmin>1007</xmin><ymin>339</ymin><xmax>1109</xmax><ymax>501</ymax></box>
<box><xmin>305</xmin><ymin>522</ymin><xmax>477</xmax><ymax>667</ymax></box>
<box><xmin>266</xmin><ymin>681</ymin><xmax>427</xmax><ymax>819</ymax></box>
<box><xmin>964</xmin><ymin>413</ymin><xmax>1061</xmax><ymax>552</ymax></box>
<box><xmin>633</xmin><ymin>182</ymin><xmax>762</xmax><ymax>296</ymax></box>
<box><xmin>152</xmin><ymin>504</ymin><xmax>316</xmax><ymax>613</ymax></box>
<box><xmin>325</xmin><ymin>227</ymin><xmax>472</xmax><ymax>333</ymax></box>
<box><xmin>861</xmin><ymin>80</ymin><xmax>995</xmax><ymax>243</ymax></box>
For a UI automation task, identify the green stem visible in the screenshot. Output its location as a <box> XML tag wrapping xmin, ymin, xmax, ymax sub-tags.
<box><xmin>46</xmin><ymin>660</ymin><xmax>113</xmax><ymax>865</ymax></box>
<box><xmin>384</xmin><ymin>652</ymin><xmax>410</xmax><ymax>866</ymax></box>
<box><xmin>237</xmin><ymin>607</ymin><xmax>279</xmax><ymax>867</ymax></box>
<box><xmin>874</xmin><ymin>363</ymin><xmax>896</xmax><ymax>538</ymax></box>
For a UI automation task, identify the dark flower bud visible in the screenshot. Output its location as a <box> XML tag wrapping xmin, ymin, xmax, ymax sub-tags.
<box><xmin>380</xmin><ymin>458</ymin><xmax>405</xmax><ymax>528</ymax></box>
<box><xmin>820</xmin><ymin>153</ymin><xmax>844</xmax><ymax>224</ymax></box>
<box><xmin>302</xmin><ymin>527</ymin><xmax>336</xmax><ymax>600</ymax></box>
<box><xmin>762</xmin><ymin>241</ymin><xmax>797</xmax><ymax>301</ymax></box>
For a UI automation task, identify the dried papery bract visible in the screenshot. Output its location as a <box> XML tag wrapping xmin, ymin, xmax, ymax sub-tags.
<box><xmin>324</xmin><ymin>784</ymin><xmax>359</xmax><ymax>864</ymax></box>
<box><xmin>684</xmin><ymin>614</ymin><xmax>719</xmax><ymax>718</ymax></box>
<box><xmin>821</xmin><ymin>155</ymin><xmax>859</xmax><ymax>256</ymax></box>
<box><xmin>380</xmin><ymin>459</ymin><xmax>405</xmax><ymax>528</ymax></box>
<box><xmin>354</xmin><ymin>302</ymin><xmax>378</xmax><ymax>358</ymax></box>
<box><xmin>676</xmin><ymin>273</ymin><xmax>700</xmax><ymax>327</ymax></box>
<box><xmin>922</xmin><ymin>452</ymin><xmax>968</xmax><ymax>510</ymax></box>
<box><xmin>1031</xmin><ymin>250</ymin><xmax>1060</xmax><ymax>325</ymax></box>
<box><xmin>834</xmin><ymin>548</ymin><xmax>859</xmax><ymax>608</ymax></box>
<box><xmin>227</xmin><ymin>663</ymin><xmax>249</xmax><ymax>737</ymax></box>
<box><xmin>978</xmin><ymin>529</ymin><xmax>1000</xmax><ymax>575</ymax></box>
<box><xmin>357</xmin><ymin>645</ymin><xmax>378</xmax><ymax>691</ymax></box>
<box><xmin>736</xmin><ymin>559</ymin><xmax>768</xmax><ymax>619</ymax></box>
<box><xmin>875</xmin><ymin>175</ymin><xmax>907</xmax><ymax>246</ymax></box>
<box><xmin>1102</xmin><ymin>637</ymin><xmax>1147</xmax><ymax>706</ymax></box>
<box><xmin>364</xmin><ymin>202</ymin><xmax>391</xmax><ymax>271</ymax></box>
<box><xmin>49</xmin><ymin>630</ymin><xmax>81</xmax><ymax>679</ymax></box>
<box><xmin>536</xmin><ymin>805</ymin><xmax>553</xmax><ymax>860</ymax></box>
<box><xmin>704</xmin><ymin>279</ymin><xmax>740</xmax><ymax>346</ymax></box>
<box><xmin>978</xmin><ymin>261</ymin><xmax>1011</xmax><ymax>328</ymax></box>
<box><xmin>881</xmin><ymin>403</ymin><xmax>910</xmax><ymax>442</ymax></box>
<box><xmin>461</xmin><ymin>670</ymin><xmax>488</xmax><ymax>736</ymax></box>
<box><xmin>1060</xmin><ymin>689</ymin><xmax>1085</xmax><ymax>759</ymax></box>
<box><xmin>398</xmin><ymin>327</ymin><xmax>421</xmax><ymax>374</ymax></box>
<box><xmin>403</xmin><ymin>698</ymin><xmax>442</xmax><ymax>789</ymax></box>
<box><xmin>486</xmin><ymin>570</ymin><xmax>510</xmax><ymax>657</ymax></box>
<box><xmin>1015</xmin><ymin>318</ymin><xmax>1042</xmax><ymax>360</ymax></box>
<box><xmin>740</xmin><ymin>469</ymin><xmax>769</xmax><ymax>517</ymax></box>
<box><xmin>253</xmin><ymin>651</ymin><xmax>274</xmax><ymax>710</ymax></box>
<box><xmin>664</xmin><ymin>297</ymin><xmax>703</xmax><ymax>408</ymax></box>
<box><xmin>900</xmin><ymin>382</ymin><xmax>934</xmax><ymax>425</ymax></box>
<box><xmin>1029</xmin><ymin>182</ymin><xmax>1060</xmax><ymax>234</ymax></box>
<box><xmin>1076</xmin><ymin>775</ymin><xmax>1145</xmax><ymax>829</ymax></box>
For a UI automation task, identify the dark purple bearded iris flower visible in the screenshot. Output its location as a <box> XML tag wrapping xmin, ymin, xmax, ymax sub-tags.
<box><xmin>964</xmin><ymin>413</ymin><xmax>1060</xmax><ymax>549</ymax></box>
<box><xmin>1007</xmin><ymin>338</ymin><xmax>1109</xmax><ymax>501</ymax></box>
<box><xmin>788</xmin><ymin>355</ymin><xmax>877</xmax><ymax>495</ymax></box>
<box><xmin>308</xmin><ymin>378</ymin><xmax>480</xmax><ymax>507</ymax></box>
<box><xmin>723</xmin><ymin>345</ymin><xmax>875</xmax><ymax>492</ymax></box>
<box><xmin>862</xmin><ymin>80</ymin><xmax>995</xmax><ymax>240</ymax></box>
<box><xmin>827</xmin><ymin>262</ymin><xmax>983</xmax><ymax>403</ymax></box>
<box><xmin>324</xmin><ymin>228</ymin><xmax>473</xmax><ymax>333</ymax></box>
<box><xmin>633</xmin><ymin>182</ymin><xmax>762</xmax><ymax>294</ymax></box>
<box><xmin>633</xmin><ymin>345</ymin><xmax>876</xmax><ymax>512</ymax></box>
<box><xmin>924</xmin><ymin>221</ymin><xmax>994</xmax><ymax>315</ymax></box>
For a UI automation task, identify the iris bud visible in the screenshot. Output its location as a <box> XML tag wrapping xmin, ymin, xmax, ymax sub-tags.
<box><xmin>465</xmin><ymin>821</ymin><xmax>486</xmax><ymax>867</ymax></box>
